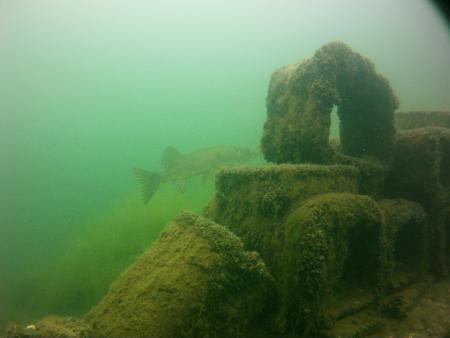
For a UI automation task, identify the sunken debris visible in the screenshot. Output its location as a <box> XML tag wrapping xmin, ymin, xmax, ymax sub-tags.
<box><xmin>85</xmin><ymin>212</ymin><xmax>274</xmax><ymax>338</ymax></box>
<box><xmin>261</xmin><ymin>41</ymin><xmax>398</xmax><ymax>164</ymax></box>
<box><xmin>6</xmin><ymin>41</ymin><xmax>450</xmax><ymax>338</ymax></box>
<box><xmin>276</xmin><ymin>193</ymin><xmax>386</xmax><ymax>335</ymax></box>
<box><xmin>385</xmin><ymin>126</ymin><xmax>450</xmax><ymax>276</ymax></box>
<box><xmin>395</xmin><ymin>111</ymin><xmax>450</xmax><ymax>130</ymax></box>
<box><xmin>378</xmin><ymin>199</ymin><xmax>429</xmax><ymax>289</ymax></box>
<box><xmin>204</xmin><ymin>164</ymin><xmax>359</xmax><ymax>272</ymax></box>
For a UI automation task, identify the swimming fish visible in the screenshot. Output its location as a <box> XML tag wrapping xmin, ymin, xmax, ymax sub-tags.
<box><xmin>133</xmin><ymin>145</ymin><xmax>257</xmax><ymax>204</ymax></box>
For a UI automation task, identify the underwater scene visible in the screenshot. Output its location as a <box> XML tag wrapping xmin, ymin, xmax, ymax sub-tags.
<box><xmin>1</xmin><ymin>0</ymin><xmax>450</xmax><ymax>337</ymax></box>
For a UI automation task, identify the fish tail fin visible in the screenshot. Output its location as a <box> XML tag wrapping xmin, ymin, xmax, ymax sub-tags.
<box><xmin>133</xmin><ymin>168</ymin><xmax>161</xmax><ymax>204</ymax></box>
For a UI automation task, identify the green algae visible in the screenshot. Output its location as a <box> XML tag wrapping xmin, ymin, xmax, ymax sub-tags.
<box><xmin>385</xmin><ymin>126</ymin><xmax>450</xmax><ymax>277</ymax></box>
<box><xmin>378</xmin><ymin>199</ymin><xmax>428</xmax><ymax>285</ymax></box>
<box><xmin>205</xmin><ymin>164</ymin><xmax>359</xmax><ymax>273</ymax></box>
<box><xmin>4</xmin><ymin>37</ymin><xmax>450</xmax><ymax>338</ymax></box>
<box><xmin>86</xmin><ymin>212</ymin><xmax>273</xmax><ymax>338</ymax></box>
<box><xmin>262</xmin><ymin>41</ymin><xmax>398</xmax><ymax>164</ymax></box>
<box><xmin>277</xmin><ymin>193</ymin><xmax>385</xmax><ymax>335</ymax></box>
<box><xmin>385</xmin><ymin>126</ymin><xmax>450</xmax><ymax>210</ymax></box>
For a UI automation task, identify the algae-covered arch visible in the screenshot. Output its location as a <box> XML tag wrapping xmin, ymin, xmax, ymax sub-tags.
<box><xmin>262</xmin><ymin>41</ymin><xmax>398</xmax><ymax>164</ymax></box>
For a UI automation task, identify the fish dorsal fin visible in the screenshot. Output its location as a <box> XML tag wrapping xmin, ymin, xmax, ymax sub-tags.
<box><xmin>161</xmin><ymin>146</ymin><xmax>181</xmax><ymax>170</ymax></box>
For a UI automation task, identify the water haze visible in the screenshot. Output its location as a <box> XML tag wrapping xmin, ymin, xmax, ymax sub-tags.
<box><xmin>1</xmin><ymin>0</ymin><xmax>449</xmax><ymax>323</ymax></box>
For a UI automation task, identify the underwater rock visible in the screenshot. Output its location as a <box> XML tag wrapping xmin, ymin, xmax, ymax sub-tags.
<box><xmin>395</xmin><ymin>111</ymin><xmax>450</xmax><ymax>130</ymax></box>
<box><xmin>85</xmin><ymin>211</ymin><xmax>273</xmax><ymax>338</ymax></box>
<box><xmin>385</xmin><ymin>126</ymin><xmax>450</xmax><ymax>276</ymax></box>
<box><xmin>2</xmin><ymin>316</ymin><xmax>90</xmax><ymax>338</ymax></box>
<box><xmin>261</xmin><ymin>41</ymin><xmax>398</xmax><ymax>164</ymax></box>
<box><xmin>276</xmin><ymin>193</ymin><xmax>386</xmax><ymax>335</ymax></box>
<box><xmin>204</xmin><ymin>163</ymin><xmax>359</xmax><ymax>271</ymax></box>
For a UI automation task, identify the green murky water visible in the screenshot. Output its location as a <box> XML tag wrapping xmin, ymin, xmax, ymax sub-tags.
<box><xmin>1</xmin><ymin>0</ymin><xmax>449</xmax><ymax>324</ymax></box>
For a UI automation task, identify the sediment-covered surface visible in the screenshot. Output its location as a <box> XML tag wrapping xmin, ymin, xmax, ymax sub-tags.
<box><xmin>325</xmin><ymin>279</ymin><xmax>450</xmax><ymax>338</ymax></box>
<box><xmin>2</xmin><ymin>316</ymin><xmax>90</xmax><ymax>338</ymax></box>
<box><xmin>395</xmin><ymin>111</ymin><xmax>450</xmax><ymax>130</ymax></box>
<box><xmin>86</xmin><ymin>211</ymin><xmax>274</xmax><ymax>338</ymax></box>
<box><xmin>374</xmin><ymin>280</ymin><xmax>450</xmax><ymax>337</ymax></box>
<box><xmin>247</xmin><ymin>279</ymin><xmax>450</xmax><ymax>338</ymax></box>
<box><xmin>262</xmin><ymin>41</ymin><xmax>398</xmax><ymax>164</ymax></box>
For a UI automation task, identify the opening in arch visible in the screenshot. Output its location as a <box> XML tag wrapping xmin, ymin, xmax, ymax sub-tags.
<box><xmin>329</xmin><ymin>105</ymin><xmax>340</xmax><ymax>150</ymax></box>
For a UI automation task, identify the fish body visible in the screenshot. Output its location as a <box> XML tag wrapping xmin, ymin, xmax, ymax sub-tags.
<box><xmin>134</xmin><ymin>145</ymin><xmax>256</xmax><ymax>204</ymax></box>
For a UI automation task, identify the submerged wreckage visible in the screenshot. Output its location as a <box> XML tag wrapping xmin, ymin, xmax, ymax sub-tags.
<box><xmin>5</xmin><ymin>42</ymin><xmax>450</xmax><ymax>337</ymax></box>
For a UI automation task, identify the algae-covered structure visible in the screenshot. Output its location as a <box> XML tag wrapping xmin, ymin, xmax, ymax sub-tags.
<box><xmin>87</xmin><ymin>212</ymin><xmax>273</xmax><ymax>338</ymax></box>
<box><xmin>261</xmin><ymin>41</ymin><xmax>398</xmax><ymax>164</ymax></box>
<box><xmin>395</xmin><ymin>111</ymin><xmax>450</xmax><ymax>130</ymax></box>
<box><xmin>3</xmin><ymin>42</ymin><xmax>450</xmax><ymax>338</ymax></box>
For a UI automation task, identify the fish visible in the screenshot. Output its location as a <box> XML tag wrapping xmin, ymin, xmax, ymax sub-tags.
<box><xmin>133</xmin><ymin>145</ymin><xmax>258</xmax><ymax>204</ymax></box>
